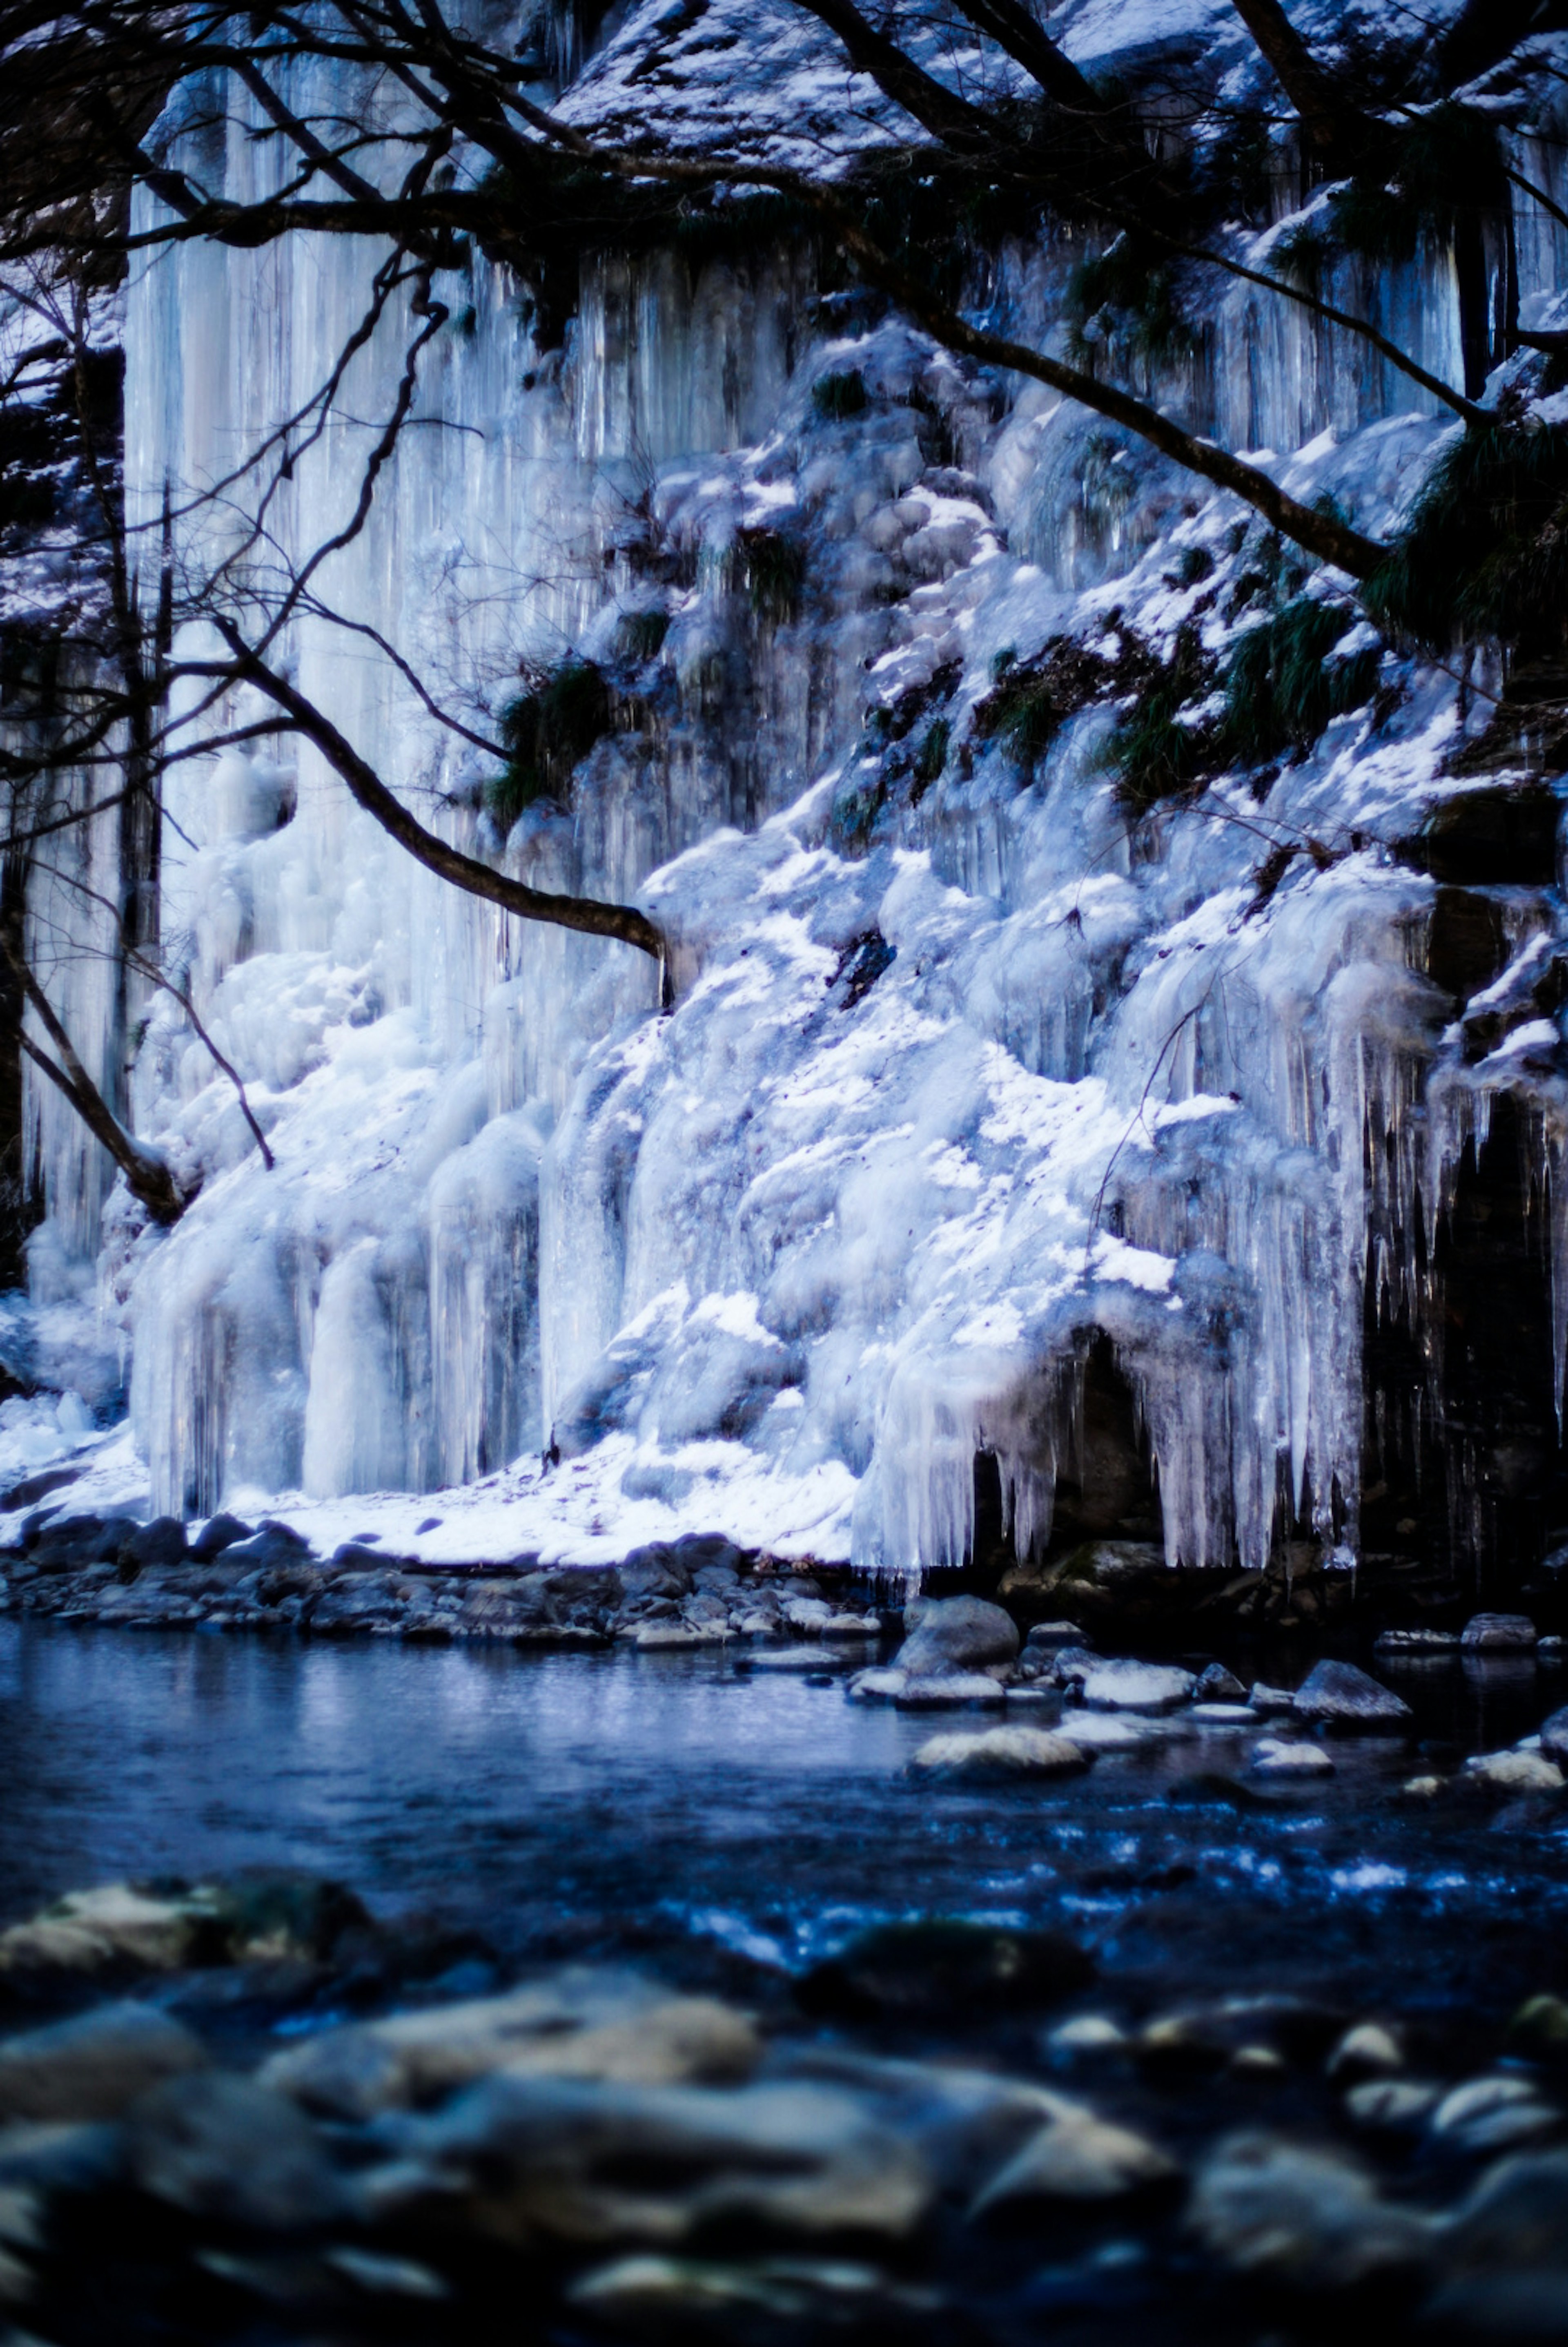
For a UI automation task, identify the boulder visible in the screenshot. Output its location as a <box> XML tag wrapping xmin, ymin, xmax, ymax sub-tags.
<box><xmin>797</xmin><ymin>1920</ymin><xmax>1092</xmax><ymax>2021</ymax></box>
<box><xmin>361</xmin><ymin>2075</ymin><xmax>933</xmax><ymax>2249</ymax></box>
<box><xmin>119</xmin><ymin>1516</ymin><xmax>187</xmax><ymax>1571</ymax></box>
<box><xmin>1345</xmin><ymin>2079</ymin><xmax>1440</xmax><ymax>2133</ymax></box>
<box><xmin>972</xmin><ymin>2107</ymin><xmax>1177</xmax><ymax>2211</ymax></box>
<box><xmin>1252</xmin><ymin>1738</ymin><xmax>1335</xmax><ymax>1778</ymax></box>
<box><xmin>1461</xmin><ymin>1613</ymin><xmax>1537</xmax><ymax>1652</ymax></box>
<box><xmin>1023</xmin><ymin>1622</ymin><xmax>1089</xmax><ymax>1653</ymax></box>
<box><xmin>1194</xmin><ymin>1662</ymin><xmax>1248</xmax><ymax>1704</ymax></box>
<box><xmin>1056</xmin><ymin>1712</ymin><xmax>1150</xmax><ymax>1751</ymax></box>
<box><xmin>0</xmin><ymin>2002</ymin><xmax>206</xmax><ymax>2122</ymax></box>
<box><xmin>1536</xmin><ymin>1705</ymin><xmax>1568</xmax><ymax>1767</ymax></box>
<box><xmin>1188</xmin><ymin>2131</ymin><xmax>1432</xmax><ymax>2289</ymax></box>
<box><xmin>0</xmin><ymin>1884</ymin><xmax>203</xmax><ymax>1976</ymax></box>
<box><xmin>1431</xmin><ymin>2075</ymin><xmax>1561</xmax><ymax>2156</ymax></box>
<box><xmin>26</xmin><ymin>1516</ymin><xmax>135</xmax><ymax>1572</ymax></box>
<box><xmin>897</xmin><ymin>1597</ymin><xmax>1018</xmax><ymax>1678</ymax></box>
<box><xmin>220</xmin><ymin>1524</ymin><xmax>314</xmax><ymax>1574</ymax></box>
<box><xmin>1292</xmin><ymin>1660</ymin><xmax>1411</xmax><ymax>1731</ymax></box>
<box><xmin>619</xmin><ymin>1544</ymin><xmax>693</xmax><ymax>1602</ymax></box>
<box><xmin>1438</xmin><ymin>2149</ymin><xmax>1568</xmax><ymax>2292</ymax></box>
<box><xmin>188</xmin><ymin>1512</ymin><xmax>254</xmax><ymax>1561</ymax></box>
<box><xmin>1464</xmin><ymin>1750</ymin><xmax>1565</xmax><ymax>1796</ymax></box>
<box><xmin>635</xmin><ymin>1620</ymin><xmax>727</xmax><ymax>1649</ymax></box>
<box><xmin>128</xmin><ymin>2070</ymin><xmax>347</xmax><ymax>2229</ymax></box>
<box><xmin>907</xmin><ymin>1727</ymin><xmax>1091</xmax><ymax>1781</ymax></box>
<box><xmin>263</xmin><ymin>1973</ymin><xmax>756</xmax><ymax>2120</ymax></box>
<box><xmin>1328</xmin><ymin>2024</ymin><xmax>1404</xmax><ymax>2082</ymax></box>
<box><xmin>893</xmin><ymin>1672</ymin><xmax>1007</xmax><ymax>1710</ymax></box>
<box><xmin>1373</xmin><ymin>1628</ymin><xmax>1459</xmax><ymax>1654</ymax></box>
<box><xmin>1081</xmin><ymin>1659</ymin><xmax>1194</xmax><ymax>1714</ymax></box>
<box><xmin>845</xmin><ymin>1667</ymin><xmax>911</xmax><ymax>1704</ymax></box>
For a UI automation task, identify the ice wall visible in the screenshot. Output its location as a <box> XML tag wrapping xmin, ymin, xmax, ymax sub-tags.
<box><xmin>32</xmin><ymin>3</ymin><xmax>1568</xmax><ymax>1576</ymax></box>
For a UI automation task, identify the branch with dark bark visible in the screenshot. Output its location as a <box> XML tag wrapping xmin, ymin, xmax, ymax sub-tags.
<box><xmin>2</xmin><ymin>937</ymin><xmax>186</xmax><ymax>1223</ymax></box>
<box><xmin>201</xmin><ymin>631</ymin><xmax>670</xmax><ymax>976</ymax></box>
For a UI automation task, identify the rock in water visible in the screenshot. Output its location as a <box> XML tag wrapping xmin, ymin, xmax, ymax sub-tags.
<box><xmin>1461</xmin><ymin>1613</ymin><xmax>1537</xmax><ymax>1651</ymax></box>
<box><xmin>263</xmin><ymin>1974</ymin><xmax>758</xmax><ymax>2118</ymax></box>
<box><xmin>1463</xmin><ymin>1750</ymin><xmax>1565</xmax><ymax>1796</ymax></box>
<box><xmin>1080</xmin><ymin>1659</ymin><xmax>1195</xmax><ymax>1714</ymax></box>
<box><xmin>1188</xmin><ymin>2131</ymin><xmax>1432</xmax><ymax>2288</ymax></box>
<box><xmin>897</xmin><ymin>1597</ymin><xmax>1018</xmax><ymax>1677</ymax></box>
<box><xmin>128</xmin><ymin>2071</ymin><xmax>347</xmax><ymax>2229</ymax></box>
<box><xmin>1434</xmin><ymin>2149</ymin><xmax>1568</xmax><ymax>2335</ymax></box>
<box><xmin>0</xmin><ymin>2003</ymin><xmax>207</xmax><ymax>2122</ymax></box>
<box><xmin>797</xmin><ymin>1920</ymin><xmax>1093</xmax><ymax>2021</ymax></box>
<box><xmin>893</xmin><ymin>1672</ymin><xmax>1008</xmax><ymax>1710</ymax></box>
<box><xmin>907</xmin><ymin>1727</ymin><xmax>1091</xmax><ymax>1781</ymax></box>
<box><xmin>1536</xmin><ymin>1705</ymin><xmax>1568</xmax><ymax>1766</ymax></box>
<box><xmin>972</xmin><ymin>2106</ymin><xmax>1178</xmax><ymax>2211</ymax></box>
<box><xmin>1195</xmin><ymin>1662</ymin><xmax>1248</xmax><ymax>1704</ymax></box>
<box><xmin>1252</xmin><ymin>1738</ymin><xmax>1335</xmax><ymax>1778</ymax></box>
<box><xmin>187</xmin><ymin>1512</ymin><xmax>254</xmax><ymax>1561</ymax></box>
<box><xmin>363</xmin><ymin>2075</ymin><xmax>933</xmax><ymax>2247</ymax></box>
<box><xmin>1292</xmin><ymin>1661</ymin><xmax>1411</xmax><ymax>1730</ymax></box>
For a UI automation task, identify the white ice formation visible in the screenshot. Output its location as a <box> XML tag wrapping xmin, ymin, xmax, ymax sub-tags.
<box><xmin>12</xmin><ymin>0</ymin><xmax>1568</xmax><ymax>1582</ymax></box>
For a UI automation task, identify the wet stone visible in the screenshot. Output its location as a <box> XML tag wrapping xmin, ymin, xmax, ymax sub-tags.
<box><xmin>1292</xmin><ymin>1660</ymin><xmax>1412</xmax><ymax>1731</ymax></box>
<box><xmin>906</xmin><ymin>1726</ymin><xmax>1092</xmax><ymax>1781</ymax></box>
<box><xmin>1461</xmin><ymin>1613</ymin><xmax>1537</xmax><ymax>1651</ymax></box>
<box><xmin>893</xmin><ymin>1671</ymin><xmax>1008</xmax><ymax>1710</ymax></box>
<box><xmin>1536</xmin><ymin>1704</ymin><xmax>1568</xmax><ymax>1765</ymax></box>
<box><xmin>1463</xmin><ymin>1749</ymin><xmax>1566</xmax><ymax>1795</ymax></box>
<box><xmin>1431</xmin><ymin>2075</ymin><xmax>1562</xmax><ymax>2156</ymax></box>
<box><xmin>897</xmin><ymin>1595</ymin><xmax>1018</xmax><ymax>1677</ymax></box>
<box><xmin>798</xmin><ymin>1920</ymin><xmax>1093</xmax><ymax>2022</ymax></box>
<box><xmin>972</xmin><ymin>2106</ymin><xmax>1178</xmax><ymax>2211</ymax></box>
<box><xmin>1345</xmin><ymin>2079</ymin><xmax>1441</xmax><ymax>2133</ymax></box>
<box><xmin>187</xmin><ymin>1513</ymin><xmax>254</xmax><ymax>1561</ymax></box>
<box><xmin>1194</xmin><ymin>1662</ymin><xmax>1248</xmax><ymax>1704</ymax></box>
<box><xmin>128</xmin><ymin>2070</ymin><xmax>348</xmax><ymax>2229</ymax></box>
<box><xmin>1080</xmin><ymin>1660</ymin><xmax>1195</xmax><ymax>1714</ymax></box>
<box><xmin>363</xmin><ymin>2073</ymin><xmax>935</xmax><ymax>2249</ymax></box>
<box><xmin>1252</xmin><ymin>1737</ymin><xmax>1335</xmax><ymax>1777</ymax></box>
<box><xmin>0</xmin><ymin>2003</ymin><xmax>207</xmax><ymax>2123</ymax></box>
<box><xmin>1187</xmin><ymin>2131</ymin><xmax>1432</xmax><ymax>2289</ymax></box>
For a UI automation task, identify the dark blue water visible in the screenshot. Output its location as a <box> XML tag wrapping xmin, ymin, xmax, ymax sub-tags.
<box><xmin>3</xmin><ymin>1622</ymin><xmax>1567</xmax><ymax>2024</ymax></box>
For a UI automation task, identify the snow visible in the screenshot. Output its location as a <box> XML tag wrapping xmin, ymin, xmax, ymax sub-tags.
<box><xmin>7</xmin><ymin>0</ymin><xmax>1568</xmax><ymax>1584</ymax></box>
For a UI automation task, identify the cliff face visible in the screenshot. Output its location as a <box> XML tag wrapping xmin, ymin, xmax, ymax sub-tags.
<box><xmin>15</xmin><ymin>0</ymin><xmax>1568</xmax><ymax>1598</ymax></box>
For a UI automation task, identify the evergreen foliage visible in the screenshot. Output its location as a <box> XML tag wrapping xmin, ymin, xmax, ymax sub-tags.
<box><xmin>1223</xmin><ymin>598</ymin><xmax>1379</xmax><ymax>764</ymax></box>
<box><xmin>1364</xmin><ymin>418</ymin><xmax>1568</xmax><ymax>654</ymax></box>
<box><xmin>812</xmin><ymin>368</ymin><xmax>869</xmax><ymax>420</ymax></box>
<box><xmin>486</xmin><ymin>659</ymin><xmax>612</xmax><ymax>828</ymax></box>
<box><xmin>737</xmin><ymin>527</ymin><xmax>807</xmax><ymax>625</ymax></box>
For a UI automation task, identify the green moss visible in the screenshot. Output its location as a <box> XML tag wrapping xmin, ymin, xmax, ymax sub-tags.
<box><xmin>1100</xmin><ymin>623</ymin><xmax>1216</xmax><ymax>812</ymax></box>
<box><xmin>811</xmin><ymin>368</ymin><xmax>869</xmax><ymax>421</ymax></box>
<box><xmin>976</xmin><ymin>635</ymin><xmax>1120</xmax><ymax>770</ymax></box>
<box><xmin>1364</xmin><ymin>417</ymin><xmax>1568</xmax><ymax>656</ymax></box>
<box><xmin>737</xmin><ymin>527</ymin><xmax>806</xmax><ymax>625</ymax></box>
<box><xmin>615</xmin><ymin>608</ymin><xmax>670</xmax><ymax>662</ymax></box>
<box><xmin>1167</xmin><ymin>544</ymin><xmax>1214</xmax><ymax>589</ymax></box>
<box><xmin>1222</xmin><ymin>598</ymin><xmax>1378</xmax><ymax>766</ymax></box>
<box><xmin>1065</xmin><ymin>238</ymin><xmax>1192</xmax><ymax>366</ymax></box>
<box><xmin>485</xmin><ymin>658</ymin><xmax>612</xmax><ymax>828</ymax></box>
<box><xmin>911</xmin><ymin>716</ymin><xmax>950</xmax><ymax>802</ymax></box>
<box><xmin>1279</xmin><ymin>103</ymin><xmax>1506</xmax><ymax>273</ymax></box>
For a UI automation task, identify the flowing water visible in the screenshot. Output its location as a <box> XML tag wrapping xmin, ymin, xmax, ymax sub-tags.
<box><xmin>4</xmin><ymin>1622</ymin><xmax>1567</xmax><ymax>2027</ymax></box>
